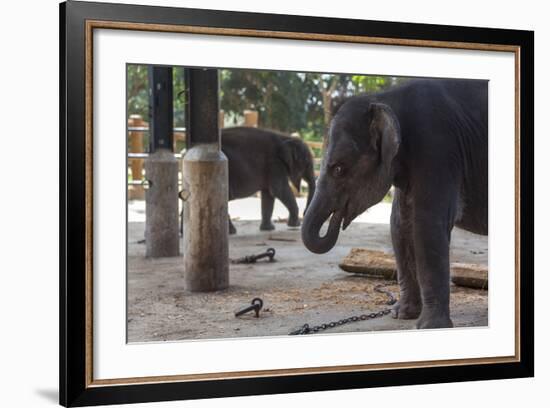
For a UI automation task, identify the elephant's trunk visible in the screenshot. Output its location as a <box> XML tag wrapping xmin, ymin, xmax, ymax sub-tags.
<box><xmin>303</xmin><ymin>165</ymin><xmax>316</xmax><ymax>216</ymax></box>
<box><xmin>301</xmin><ymin>190</ymin><xmax>343</xmax><ymax>254</ymax></box>
<box><xmin>291</xmin><ymin>176</ymin><xmax>302</xmax><ymax>196</ymax></box>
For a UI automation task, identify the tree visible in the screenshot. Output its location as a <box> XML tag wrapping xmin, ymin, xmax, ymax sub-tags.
<box><xmin>127</xmin><ymin>64</ymin><xmax>149</xmax><ymax>120</ymax></box>
<box><xmin>220</xmin><ymin>69</ymin><xmax>309</xmax><ymax>132</ymax></box>
<box><xmin>126</xmin><ymin>65</ymin><xmax>409</xmax><ymax>146</ymax></box>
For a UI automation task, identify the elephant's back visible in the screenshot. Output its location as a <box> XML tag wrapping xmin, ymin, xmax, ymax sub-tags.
<box><xmin>221</xmin><ymin>127</ymin><xmax>281</xmax><ymax>199</ymax></box>
<box><xmin>222</xmin><ymin>127</ymin><xmax>280</xmax><ymax>153</ymax></box>
<box><xmin>383</xmin><ymin>80</ymin><xmax>489</xmax><ymax>235</ymax></box>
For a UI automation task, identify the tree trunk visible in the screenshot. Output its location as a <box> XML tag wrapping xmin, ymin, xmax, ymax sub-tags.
<box><xmin>320</xmin><ymin>78</ymin><xmax>338</xmax><ymax>155</ymax></box>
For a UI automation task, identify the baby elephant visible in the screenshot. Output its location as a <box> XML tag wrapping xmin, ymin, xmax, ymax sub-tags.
<box><xmin>223</xmin><ymin>127</ymin><xmax>316</xmax><ymax>234</ymax></box>
<box><xmin>302</xmin><ymin>79</ymin><xmax>488</xmax><ymax>329</ymax></box>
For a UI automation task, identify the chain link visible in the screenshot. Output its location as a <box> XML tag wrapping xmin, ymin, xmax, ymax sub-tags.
<box><xmin>289</xmin><ymin>284</ymin><xmax>397</xmax><ymax>335</ymax></box>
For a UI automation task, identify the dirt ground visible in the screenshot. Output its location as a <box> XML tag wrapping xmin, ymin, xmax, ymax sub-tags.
<box><xmin>127</xmin><ymin>200</ymin><xmax>488</xmax><ymax>343</ymax></box>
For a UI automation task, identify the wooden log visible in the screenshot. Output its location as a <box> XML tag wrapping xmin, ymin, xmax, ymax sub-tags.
<box><xmin>338</xmin><ymin>248</ymin><xmax>397</xmax><ymax>280</ymax></box>
<box><xmin>339</xmin><ymin>248</ymin><xmax>488</xmax><ymax>290</ymax></box>
<box><xmin>450</xmin><ymin>263</ymin><xmax>488</xmax><ymax>290</ymax></box>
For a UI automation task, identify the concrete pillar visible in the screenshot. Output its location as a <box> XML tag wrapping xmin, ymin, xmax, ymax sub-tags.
<box><xmin>144</xmin><ymin>149</ymin><xmax>180</xmax><ymax>258</ymax></box>
<box><xmin>182</xmin><ymin>144</ymin><xmax>229</xmax><ymax>291</ymax></box>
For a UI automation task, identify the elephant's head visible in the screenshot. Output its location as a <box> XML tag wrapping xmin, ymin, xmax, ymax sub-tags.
<box><xmin>301</xmin><ymin>100</ymin><xmax>400</xmax><ymax>254</ymax></box>
<box><xmin>278</xmin><ymin>136</ymin><xmax>316</xmax><ymax>213</ymax></box>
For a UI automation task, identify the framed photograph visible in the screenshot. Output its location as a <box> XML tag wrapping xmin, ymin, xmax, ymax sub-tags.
<box><xmin>60</xmin><ymin>1</ymin><xmax>534</xmax><ymax>406</ymax></box>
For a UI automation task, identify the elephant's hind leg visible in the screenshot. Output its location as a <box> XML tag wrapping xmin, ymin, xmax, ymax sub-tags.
<box><xmin>260</xmin><ymin>190</ymin><xmax>276</xmax><ymax>231</ymax></box>
<box><xmin>273</xmin><ymin>180</ymin><xmax>300</xmax><ymax>227</ymax></box>
<box><xmin>391</xmin><ymin>189</ymin><xmax>422</xmax><ymax>320</ymax></box>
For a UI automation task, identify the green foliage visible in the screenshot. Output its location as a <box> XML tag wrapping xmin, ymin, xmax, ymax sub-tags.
<box><xmin>126</xmin><ymin>65</ymin><xmax>408</xmax><ymax>142</ymax></box>
<box><xmin>220</xmin><ymin>69</ymin><xmax>308</xmax><ymax>132</ymax></box>
<box><xmin>127</xmin><ymin>64</ymin><xmax>148</xmax><ymax>120</ymax></box>
<box><xmin>127</xmin><ymin>65</ymin><xmax>187</xmax><ymax>128</ymax></box>
<box><xmin>173</xmin><ymin>67</ymin><xmax>186</xmax><ymax>128</ymax></box>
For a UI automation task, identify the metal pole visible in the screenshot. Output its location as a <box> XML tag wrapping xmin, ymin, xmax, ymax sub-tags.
<box><xmin>182</xmin><ymin>68</ymin><xmax>229</xmax><ymax>291</ymax></box>
<box><xmin>148</xmin><ymin>66</ymin><xmax>174</xmax><ymax>151</ymax></box>
<box><xmin>185</xmin><ymin>69</ymin><xmax>221</xmax><ymax>148</ymax></box>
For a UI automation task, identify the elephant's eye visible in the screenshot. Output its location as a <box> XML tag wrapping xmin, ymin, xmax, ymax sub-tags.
<box><xmin>332</xmin><ymin>165</ymin><xmax>344</xmax><ymax>177</ymax></box>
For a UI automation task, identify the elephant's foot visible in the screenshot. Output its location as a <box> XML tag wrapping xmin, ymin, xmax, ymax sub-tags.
<box><xmin>416</xmin><ymin>307</ymin><xmax>453</xmax><ymax>329</ymax></box>
<box><xmin>287</xmin><ymin>217</ymin><xmax>301</xmax><ymax>227</ymax></box>
<box><xmin>259</xmin><ymin>221</ymin><xmax>275</xmax><ymax>231</ymax></box>
<box><xmin>391</xmin><ymin>300</ymin><xmax>422</xmax><ymax>320</ymax></box>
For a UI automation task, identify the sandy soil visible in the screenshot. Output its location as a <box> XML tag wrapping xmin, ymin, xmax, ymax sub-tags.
<box><xmin>127</xmin><ymin>199</ymin><xmax>488</xmax><ymax>342</ymax></box>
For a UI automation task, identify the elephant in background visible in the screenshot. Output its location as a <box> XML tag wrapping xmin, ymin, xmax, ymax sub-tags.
<box><xmin>301</xmin><ymin>79</ymin><xmax>488</xmax><ymax>329</ymax></box>
<box><xmin>222</xmin><ymin>127</ymin><xmax>316</xmax><ymax>234</ymax></box>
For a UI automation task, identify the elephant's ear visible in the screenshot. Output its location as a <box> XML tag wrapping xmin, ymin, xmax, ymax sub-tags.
<box><xmin>367</xmin><ymin>103</ymin><xmax>401</xmax><ymax>172</ymax></box>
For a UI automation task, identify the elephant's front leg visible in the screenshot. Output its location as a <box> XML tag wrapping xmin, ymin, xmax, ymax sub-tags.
<box><xmin>259</xmin><ymin>190</ymin><xmax>276</xmax><ymax>231</ymax></box>
<box><xmin>273</xmin><ymin>181</ymin><xmax>300</xmax><ymax>227</ymax></box>
<box><xmin>412</xmin><ymin>190</ymin><xmax>456</xmax><ymax>329</ymax></box>
<box><xmin>390</xmin><ymin>189</ymin><xmax>422</xmax><ymax>320</ymax></box>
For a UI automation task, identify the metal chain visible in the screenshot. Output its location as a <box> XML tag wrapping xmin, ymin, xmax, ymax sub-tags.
<box><xmin>289</xmin><ymin>284</ymin><xmax>397</xmax><ymax>335</ymax></box>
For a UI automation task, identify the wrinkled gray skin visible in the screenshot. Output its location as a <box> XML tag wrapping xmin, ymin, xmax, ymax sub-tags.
<box><xmin>302</xmin><ymin>79</ymin><xmax>488</xmax><ymax>329</ymax></box>
<box><xmin>223</xmin><ymin>127</ymin><xmax>316</xmax><ymax>234</ymax></box>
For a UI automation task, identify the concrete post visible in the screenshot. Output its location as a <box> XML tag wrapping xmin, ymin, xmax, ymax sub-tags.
<box><xmin>182</xmin><ymin>144</ymin><xmax>229</xmax><ymax>291</ymax></box>
<box><xmin>144</xmin><ymin>66</ymin><xmax>179</xmax><ymax>258</ymax></box>
<box><xmin>182</xmin><ymin>68</ymin><xmax>228</xmax><ymax>292</ymax></box>
<box><xmin>243</xmin><ymin>110</ymin><xmax>258</xmax><ymax>127</ymax></box>
<box><xmin>144</xmin><ymin>149</ymin><xmax>180</xmax><ymax>258</ymax></box>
